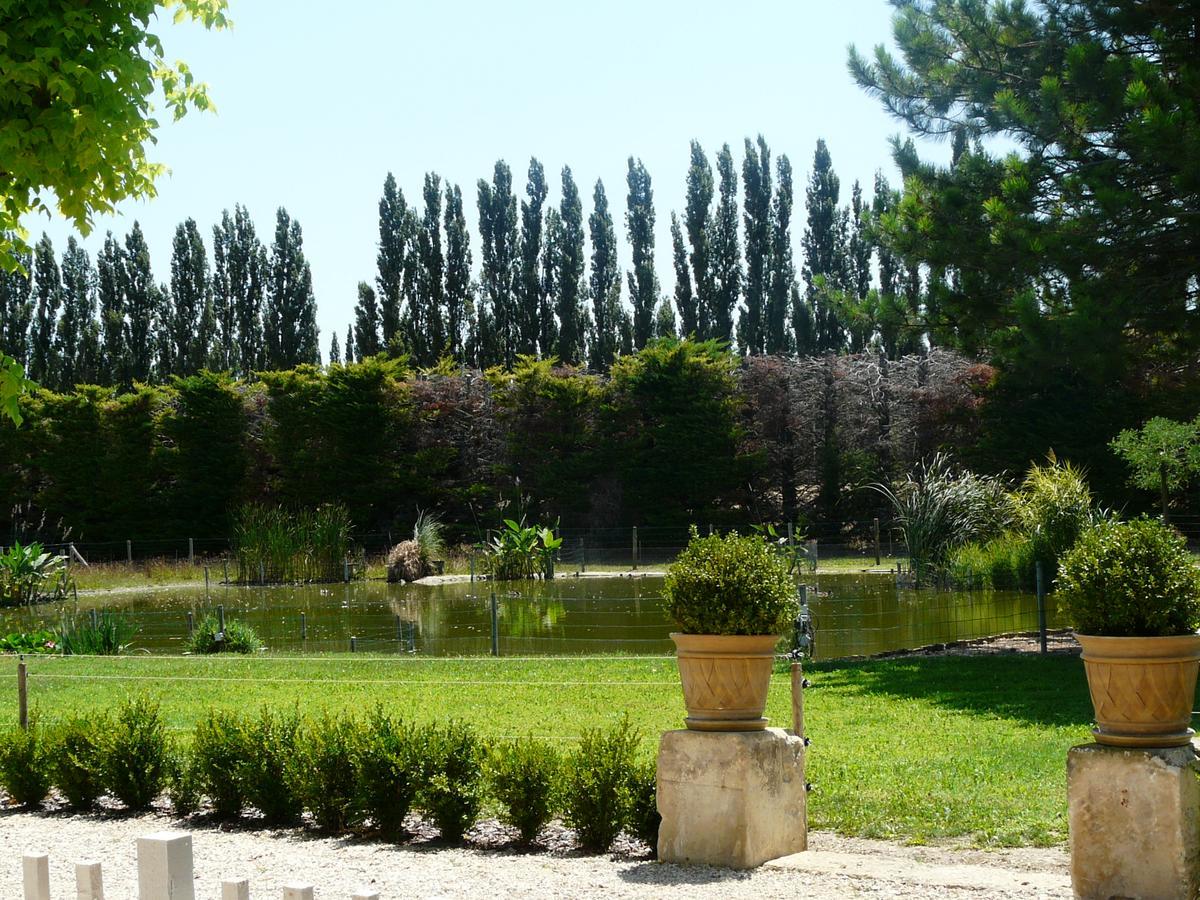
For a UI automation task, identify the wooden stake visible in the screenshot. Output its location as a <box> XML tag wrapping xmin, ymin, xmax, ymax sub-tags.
<box><xmin>790</xmin><ymin>660</ymin><xmax>804</xmax><ymax>740</ymax></box>
<box><xmin>18</xmin><ymin>655</ymin><xmax>28</xmax><ymax>731</ymax></box>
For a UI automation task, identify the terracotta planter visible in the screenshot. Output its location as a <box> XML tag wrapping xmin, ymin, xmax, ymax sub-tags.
<box><xmin>1075</xmin><ymin>632</ymin><xmax>1200</xmax><ymax>748</ymax></box>
<box><xmin>671</xmin><ymin>633</ymin><xmax>780</xmax><ymax>731</ymax></box>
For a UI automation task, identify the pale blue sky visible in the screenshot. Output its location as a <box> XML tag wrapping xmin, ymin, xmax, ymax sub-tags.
<box><xmin>29</xmin><ymin>0</ymin><xmax>948</xmax><ymax>358</ymax></box>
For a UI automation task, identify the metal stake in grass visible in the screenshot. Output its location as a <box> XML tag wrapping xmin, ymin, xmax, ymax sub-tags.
<box><xmin>1036</xmin><ymin>561</ymin><xmax>1047</xmax><ymax>655</ymax></box>
<box><xmin>490</xmin><ymin>592</ymin><xmax>499</xmax><ymax>657</ymax></box>
<box><xmin>300</xmin><ymin>612</ymin><xmax>307</xmax><ymax>641</ymax></box>
<box><xmin>17</xmin><ymin>655</ymin><xmax>28</xmax><ymax>730</ymax></box>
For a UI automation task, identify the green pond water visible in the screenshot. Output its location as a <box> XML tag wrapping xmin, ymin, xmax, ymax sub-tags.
<box><xmin>1</xmin><ymin>574</ymin><xmax>1062</xmax><ymax>660</ymax></box>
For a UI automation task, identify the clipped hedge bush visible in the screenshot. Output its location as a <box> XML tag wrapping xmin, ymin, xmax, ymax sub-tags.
<box><xmin>664</xmin><ymin>528</ymin><xmax>797</xmax><ymax>635</ymax></box>
<box><xmin>1058</xmin><ymin>518</ymin><xmax>1200</xmax><ymax>636</ymax></box>
<box><xmin>297</xmin><ymin>714</ymin><xmax>360</xmax><ymax>833</ymax></box>
<box><xmin>48</xmin><ymin>715</ymin><xmax>106</xmax><ymax>810</ymax></box>
<box><xmin>191</xmin><ymin>710</ymin><xmax>251</xmax><ymax>818</ymax></box>
<box><xmin>420</xmin><ymin>721</ymin><xmax>483</xmax><ymax>841</ymax></box>
<box><xmin>0</xmin><ymin>722</ymin><xmax>51</xmax><ymax>807</ymax></box>
<box><xmin>486</xmin><ymin>737</ymin><xmax>561</xmax><ymax>844</ymax></box>
<box><xmin>99</xmin><ymin>696</ymin><xmax>171</xmax><ymax>811</ymax></box>
<box><xmin>355</xmin><ymin>709</ymin><xmax>424</xmax><ymax>838</ymax></box>
<box><xmin>627</xmin><ymin>758</ymin><xmax>660</xmax><ymax>854</ymax></box>
<box><xmin>243</xmin><ymin>707</ymin><xmax>304</xmax><ymax>825</ymax></box>
<box><xmin>564</xmin><ymin>719</ymin><xmax>639</xmax><ymax>853</ymax></box>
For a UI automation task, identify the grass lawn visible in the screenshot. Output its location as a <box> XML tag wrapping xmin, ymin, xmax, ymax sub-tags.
<box><xmin>2</xmin><ymin>652</ymin><xmax>1092</xmax><ymax>848</ymax></box>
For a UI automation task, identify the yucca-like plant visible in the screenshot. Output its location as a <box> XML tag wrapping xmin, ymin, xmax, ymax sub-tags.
<box><xmin>413</xmin><ymin>511</ymin><xmax>445</xmax><ymax>561</ymax></box>
<box><xmin>0</xmin><ymin>541</ymin><xmax>71</xmax><ymax>606</ymax></box>
<box><xmin>1012</xmin><ymin>454</ymin><xmax>1099</xmax><ymax>582</ymax></box>
<box><xmin>60</xmin><ymin>610</ymin><xmax>136</xmax><ymax>655</ymax></box>
<box><xmin>870</xmin><ymin>453</ymin><xmax>1011</xmax><ymax>584</ymax></box>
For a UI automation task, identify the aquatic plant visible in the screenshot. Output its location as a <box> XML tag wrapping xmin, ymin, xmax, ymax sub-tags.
<box><xmin>231</xmin><ymin>503</ymin><xmax>353</xmax><ymax>583</ymax></box>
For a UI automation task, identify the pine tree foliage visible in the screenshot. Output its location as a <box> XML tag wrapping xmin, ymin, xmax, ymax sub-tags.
<box><xmin>710</xmin><ymin>144</ymin><xmax>742</xmax><ymax>345</ymax></box>
<box><xmin>739</xmin><ymin>136</ymin><xmax>771</xmax><ymax>356</ymax></box>
<box><xmin>587</xmin><ymin>179</ymin><xmax>621</xmax><ymax>370</ymax></box>
<box><xmin>625</xmin><ymin>158</ymin><xmax>658</xmax><ymax>350</ymax></box>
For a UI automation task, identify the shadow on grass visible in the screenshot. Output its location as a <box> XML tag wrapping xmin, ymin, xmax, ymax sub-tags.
<box><xmin>809</xmin><ymin>654</ymin><xmax>1096</xmax><ymax>728</ymax></box>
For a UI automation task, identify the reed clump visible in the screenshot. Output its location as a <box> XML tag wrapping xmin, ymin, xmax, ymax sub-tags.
<box><xmin>232</xmin><ymin>503</ymin><xmax>353</xmax><ymax>584</ymax></box>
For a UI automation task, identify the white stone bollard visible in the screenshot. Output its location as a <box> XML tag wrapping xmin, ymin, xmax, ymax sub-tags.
<box><xmin>222</xmin><ymin>880</ymin><xmax>251</xmax><ymax>900</ymax></box>
<box><xmin>22</xmin><ymin>854</ymin><xmax>50</xmax><ymax>900</ymax></box>
<box><xmin>351</xmin><ymin>892</ymin><xmax>380</xmax><ymax>900</ymax></box>
<box><xmin>76</xmin><ymin>861</ymin><xmax>105</xmax><ymax>899</ymax></box>
<box><xmin>137</xmin><ymin>832</ymin><xmax>195</xmax><ymax>900</ymax></box>
<box><xmin>282</xmin><ymin>886</ymin><xmax>314</xmax><ymax>900</ymax></box>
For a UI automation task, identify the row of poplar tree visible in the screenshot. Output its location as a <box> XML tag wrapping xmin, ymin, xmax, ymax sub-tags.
<box><xmin>0</xmin><ymin>136</ymin><xmax>925</xmax><ymax>391</ymax></box>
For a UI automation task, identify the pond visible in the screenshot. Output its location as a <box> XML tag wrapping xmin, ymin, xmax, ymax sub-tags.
<box><xmin>0</xmin><ymin>574</ymin><xmax>1064</xmax><ymax>660</ymax></box>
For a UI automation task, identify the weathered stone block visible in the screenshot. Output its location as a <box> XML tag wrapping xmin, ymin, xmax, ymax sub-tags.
<box><xmin>23</xmin><ymin>853</ymin><xmax>50</xmax><ymax>900</ymax></box>
<box><xmin>1068</xmin><ymin>742</ymin><xmax>1200</xmax><ymax>900</ymax></box>
<box><xmin>137</xmin><ymin>832</ymin><xmax>194</xmax><ymax>900</ymax></box>
<box><xmin>76</xmin><ymin>861</ymin><xmax>105</xmax><ymax>899</ymax></box>
<box><xmin>657</xmin><ymin>727</ymin><xmax>806</xmax><ymax>869</ymax></box>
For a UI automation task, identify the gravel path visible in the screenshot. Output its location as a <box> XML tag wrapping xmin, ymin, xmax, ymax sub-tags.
<box><xmin>0</xmin><ymin>808</ymin><xmax>1070</xmax><ymax>898</ymax></box>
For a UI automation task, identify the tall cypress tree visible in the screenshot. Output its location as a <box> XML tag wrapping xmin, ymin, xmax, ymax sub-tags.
<box><xmin>353</xmin><ymin>282</ymin><xmax>382</xmax><ymax>358</ymax></box>
<box><xmin>801</xmin><ymin>139</ymin><xmax>849</xmax><ymax>352</ymax></box>
<box><xmin>96</xmin><ymin>233</ymin><xmax>127</xmax><ymax>384</ymax></box>
<box><xmin>517</xmin><ymin>158</ymin><xmax>547</xmax><ymax>357</ymax></box>
<box><xmin>0</xmin><ymin>244</ymin><xmax>32</xmax><ymax>364</ymax></box>
<box><xmin>212</xmin><ymin>204</ymin><xmax>267</xmax><ymax>377</ymax></box>
<box><xmin>768</xmin><ymin>154</ymin><xmax>798</xmax><ymax>355</ymax></box>
<box><xmin>670</xmin><ymin>213</ymin><xmax>697</xmax><ymax>338</ymax></box>
<box><xmin>684</xmin><ymin>141</ymin><xmax>715</xmax><ymax>338</ymax></box>
<box><xmin>376</xmin><ymin>173</ymin><xmax>409</xmax><ymax>347</ymax></box>
<box><xmin>539</xmin><ymin>208</ymin><xmax>560</xmax><ymax>357</ymax></box>
<box><xmin>266</xmin><ymin>207</ymin><xmax>320</xmax><ymax>368</ymax></box>
<box><xmin>328</xmin><ymin>331</ymin><xmax>341</xmax><ymax>365</ymax></box>
<box><xmin>410</xmin><ymin>172</ymin><xmax>446</xmax><ymax>365</ymax></box>
<box><xmin>588</xmin><ymin>179</ymin><xmax>622</xmax><ymax>370</ymax></box>
<box><xmin>29</xmin><ymin>234</ymin><xmax>61</xmax><ymax>385</ymax></box>
<box><xmin>169</xmin><ymin>218</ymin><xmax>212</xmax><ymax>375</ymax></box>
<box><xmin>443</xmin><ymin>183</ymin><xmax>472</xmax><ymax>361</ymax></box>
<box><xmin>477</xmin><ymin>161</ymin><xmax>519</xmax><ymax>368</ymax></box>
<box><xmin>625</xmin><ymin>157</ymin><xmax>658</xmax><ymax>350</ymax></box>
<box><xmin>57</xmin><ymin>237</ymin><xmax>100</xmax><ymax>388</ymax></box>
<box><xmin>740</xmin><ymin>136</ymin><xmax>772</xmax><ymax>356</ymax></box>
<box><xmin>710</xmin><ymin>143</ymin><xmax>742</xmax><ymax>346</ymax></box>
<box><xmin>344</xmin><ymin>324</ymin><xmax>357</xmax><ymax>364</ymax></box>
<box><xmin>550</xmin><ymin>166</ymin><xmax>586</xmax><ymax>365</ymax></box>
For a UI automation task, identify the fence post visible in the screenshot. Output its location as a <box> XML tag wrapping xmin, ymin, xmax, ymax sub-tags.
<box><xmin>300</xmin><ymin>612</ymin><xmax>307</xmax><ymax>641</ymax></box>
<box><xmin>23</xmin><ymin>853</ymin><xmax>50</xmax><ymax>900</ymax></box>
<box><xmin>223</xmin><ymin>557</ymin><xmax>229</xmax><ymax>585</ymax></box>
<box><xmin>469</xmin><ymin>549</ymin><xmax>475</xmax><ymax>583</ymax></box>
<box><xmin>221</xmin><ymin>880</ymin><xmax>250</xmax><ymax>900</ymax></box>
<box><xmin>490</xmin><ymin>592</ymin><xmax>499</xmax><ymax>657</ymax></box>
<box><xmin>137</xmin><ymin>832</ymin><xmax>194</xmax><ymax>900</ymax></box>
<box><xmin>75</xmin><ymin>861</ymin><xmax>104</xmax><ymax>900</ymax></box>
<box><xmin>1036</xmin><ymin>560</ymin><xmax>1047</xmax><ymax>655</ymax></box>
<box><xmin>18</xmin><ymin>655</ymin><xmax>28</xmax><ymax>731</ymax></box>
<box><xmin>350</xmin><ymin>636</ymin><xmax>357</xmax><ymax>653</ymax></box>
<box><xmin>395</xmin><ymin>614</ymin><xmax>403</xmax><ymax>644</ymax></box>
<box><xmin>632</xmin><ymin>526</ymin><xmax>638</xmax><ymax>571</ymax></box>
<box><xmin>126</xmin><ymin>539</ymin><xmax>133</xmax><ymax>566</ymax></box>
<box><xmin>258</xmin><ymin>560</ymin><xmax>265</xmax><ymax>585</ymax></box>
<box><xmin>188</xmin><ymin>538</ymin><xmax>194</xmax><ymax>565</ymax></box>
<box><xmin>873</xmin><ymin>518</ymin><xmax>881</xmax><ymax>566</ymax></box>
<box><xmin>343</xmin><ymin>557</ymin><xmax>350</xmax><ymax>583</ymax></box>
<box><xmin>204</xmin><ymin>567</ymin><xmax>210</xmax><ymax>600</ymax></box>
<box><xmin>581</xmin><ymin>536</ymin><xmax>587</xmax><ymax>574</ymax></box>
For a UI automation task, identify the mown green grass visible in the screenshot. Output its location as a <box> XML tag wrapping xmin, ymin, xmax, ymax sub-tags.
<box><xmin>0</xmin><ymin>652</ymin><xmax>1092</xmax><ymax>847</ymax></box>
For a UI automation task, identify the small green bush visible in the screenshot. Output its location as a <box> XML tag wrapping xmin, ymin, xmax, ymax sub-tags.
<box><xmin>100</xmin><ymin>696</ymin><xmax>171</xmax><ymax>810</ymax></box>
<box><xmin>186</xmin><ymin>614</ymin><xmax>261</xmax><ymax>655</ymax></box>
<box><xmin>191</xmin><ymin>710</ymin><xmax>251</xmax><ymax>818</ymax></box>
<box><xmin>420</xmin><ymin>720</ymin><xmax>483</xmax><ymax>841</ymax></box>
<box><xmin>297</xmin><ymin>714</ymin><xmax>360</xmax><ymax>833</ymax></box>
<box><xmin>166</xmin><ymin>746</ymin><xmax>202</xmax><ymax>816</ymax></box>
<box><xmin>355</xmin><ymin>709</ymin><xmax>424</xmax><ymax>838</ymax></box>
<box><xmin>242</xmin><ymin>707</ymin><xmax>304</xmax><ymax>825</ymax></box>
<box><xmin>664</xmin><ymin>528</ymin><xmax>797</xmax><ymax>634</ymax></box>
<box><xmin>627</xmin><ymin>759</ymin><xmax>660</xmax><ymax>853</ymax></box>
<box><xmin>563</xmin><ymin>719</ymin><xmax>639</xmax><ymax>853</ymax></box>
<box><xmin>48</xmin><ymin>715</ymin><xmax>106</xmax><ymax>810</ymax></box>
<box><xmin>1058</xmin><ymin>518</ymin><xmax>1200</xmax><ymax>636</ymax></box>
<box><xmin>486</xmin><ymin>737</ymin><xmax>561</xmax><ymax>843</ymax></box>
<box><xmin>0</xmin><ymin>722</ymin><xmax>51</xmax><ymax>807</ymax></box>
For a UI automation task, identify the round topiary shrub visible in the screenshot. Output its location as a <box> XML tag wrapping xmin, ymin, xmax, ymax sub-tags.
<box><xmin>663</xmin><ymin>528</ymin><xmax>797</xmax><ymax>635</ymax></box>
<box><xmin>1057</xmin><ymin>518</ymin><xmax>1200</xmax><ymax>636</ymax></box>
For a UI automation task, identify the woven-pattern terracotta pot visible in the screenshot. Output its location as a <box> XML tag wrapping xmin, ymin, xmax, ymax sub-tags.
<box><xmin>1075</xmin><ymin>632</ymin><xmax>1200</xmax><ymax>748</ymax></box>
<box><xmin>671</xmin><ymin>633</ymin><xmax>779</xmax><ymax>731</ymax></box>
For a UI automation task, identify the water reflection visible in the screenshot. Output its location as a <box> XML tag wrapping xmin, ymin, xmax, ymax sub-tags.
<box><xmin>0</xmin><ymin>574</ymin><xmax>1058</xmax><ymax>659</ymax></box>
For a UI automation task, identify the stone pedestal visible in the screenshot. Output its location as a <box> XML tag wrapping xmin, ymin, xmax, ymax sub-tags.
<box><xmin>1068</xmin><ymin>742</ymin><xmax>1200</xmax><ymax>900</ymax></box>
<box><xmin>657</xmin><ymin>727</ymin><xmax>806</xmax><ymax>869</ymax></box>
